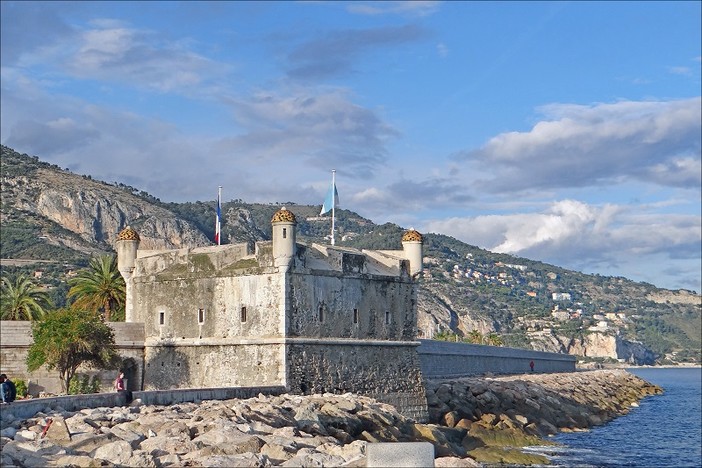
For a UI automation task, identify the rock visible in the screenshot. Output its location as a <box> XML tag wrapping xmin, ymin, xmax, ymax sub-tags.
<box><xmin>109</xmin><ymin>422</ymin><xmax>147</xmax><ymax>447</ymax></box>
<box><xmin>199</xmin><ymin>452</ymin><xmax>272</xmax><ymax>467</ymax></box>
<box><xmin>434</xmin><ymin>456</ymin><xmax>482</xmax><ymax>467</ymax></box>
<box><xmin>192</xmin><ymin>427</ymin><xmax>264</xmax><ymax>455</ymax></box>
<box><xmin>43</xmin><ymin>417</ymin><xmax>71</xmax><ymax>443</ymax></box>
<box><xmin>443</xmin><ymin>411</ymin><xmax>460</xmax><ymax>428</ymax></box>
<box><xmin>65</xmin><ymin>432</ymin><xmax>119</xmax><ymax>455</ymax></box>
<box><xmin>261</xmin><ymin>442</ymin><xmax>295</xmax><ymax>463</ymax></box>
<box><xmin>408</xmin><ymin>423</ymin><xmax>466</xmax><ymax>458</ymax></box>
<box><xmin>293</xmin><ymin>402</ymin><xmax>329</xmax><ymax>436</ymax></box>
<box><xmin>281</xmin><ymin>447</ymin><xmax>346</xmax><ymax>467</ymax></box>
<box><xmin>93</xmin><ymin>439</ymin><xmax>133</xmax><ymax>465</ymax></box>
<box><xmin>469</xmin><ymin>446</ymin><xmax>550</xmax><ymax>465</ymax></box>
<box><xmin>319</xmin><ymin>402</ymin><xmax>364</xmax><ymax>436</ymax></box>
<box><xmin>127</xmin><ymin>449</ymin><xmax>157</xmax><ymax>467</ymax></box>
<box><xmin>140</xmin><ymin>434</ymin><xmax>198</xmax><ymax>456</ymax></box>
<box><xmin>53</xmin><ymin>454</ymin><xmax>103</xmax><ymax>467</ymax></box>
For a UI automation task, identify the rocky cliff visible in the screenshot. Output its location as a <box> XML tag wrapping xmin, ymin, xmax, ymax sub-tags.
<box><xmin>526</xmin><ymin>330</ymin><xmax>655</xmax><ymax>365</ymax></box>
<box><xmin>1</xmin><ymin>147</ymin><xmax>209</xmax><ymax>254</ymax></box>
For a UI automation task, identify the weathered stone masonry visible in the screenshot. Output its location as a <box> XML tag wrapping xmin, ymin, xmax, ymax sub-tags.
<box><xmin>116</xmin><ymin>208</ymin><xmax>430</xmax><ymax>421</ymax></box>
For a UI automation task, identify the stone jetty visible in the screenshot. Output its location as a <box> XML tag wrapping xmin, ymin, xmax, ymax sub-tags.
<box><xmin>0</xmin><ymin>370</ymin><xmax>662</xmax><ymax>467</ymax></box>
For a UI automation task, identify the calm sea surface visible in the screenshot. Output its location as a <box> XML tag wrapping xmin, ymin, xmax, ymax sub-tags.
<box><xmin>524</xmin><ymin>367</ymin><xmax>702</xmax><ymax>468</ymax></box>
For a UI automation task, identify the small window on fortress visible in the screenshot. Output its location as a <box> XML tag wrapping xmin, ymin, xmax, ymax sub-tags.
<box><xmin>159</xmin><ymin>311</ymin><xmax>165</xmax><ymax>326</ymax></box>
<box><xmin>385</xmin><ymin>311</ymin><xmax>392</xmax><ymax>325</ymax></box>
<box><xmin>241</xmin><ymin>306</ymin><xmax>247</xmax><ymax>323</ymax></box>
<box><xmin>198</xmin><ymin>308</ymin><xmax>205</xmax><ymax>324</ymax></box>
<box><xmin>282</xmin><ymin>227</ymin><xmax>287</xmax><ymax>239</ymax></box>
<box><xmin>318</xmin><ymin>305</ymin><xmax>324</xmax><ymax>323</ymax></box>
<box><xmin>353</xmin><ymin>308</ymin><xmax>359</xmax><ymax>324</ymax></box>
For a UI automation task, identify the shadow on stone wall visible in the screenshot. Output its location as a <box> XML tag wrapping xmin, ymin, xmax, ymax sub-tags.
<box><xmin>144</xmin><ymin>347</ymin><xmax>191</xmax><ymax>390</ymax></box>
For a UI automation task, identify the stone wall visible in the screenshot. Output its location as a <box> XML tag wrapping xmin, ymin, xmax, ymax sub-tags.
<box><xmin>286</xmin><ymin>341</ymin><xmax>429</xmax><ymax>422</ymax></box>
<box><xmin>288</xmin><ymin>273</ymin><xmax>415</xmax><ymax>340</ymax></box>
<box><xmin>2</xmin><ymin>322</ymin><xmax>573</xmax><ymax>414</ymax></box>
<box><xmin>417</xmin><ymin>339</ymin><xmax>576</xmax><ymax>377</ymax></box>
<box><xmin>142</xmin><ymin>341</ymin><xmax>284</xmax><ymax>389</ymax></box>
<box><xmin>133</xmin><ymin>273</ymin><xmax>285</xmax><ymax>341</ymax></box>
<box><xmin>0</xmin><ymin>322</ymin><xmax>144</xmax><ymax>395</ymax></box>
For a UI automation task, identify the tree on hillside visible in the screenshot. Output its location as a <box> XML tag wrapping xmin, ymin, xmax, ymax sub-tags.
<box><xmin>0</xmin><ymin>274</ymin><xmax>53</xmax><ymax>320</ymax></box>
<box><xmin>26</xmin><ymin>308</ymin><xmax>118</xmax><ymax>392</ymax></box>
<box><xmin>68</xmin><ymin>254</ymin><xmax>125</xmax><ymax>321</ymax></box>
<box><xmin>484</xmin><ymin>332</ymin><xmax>504</xmax><ymax>346</ymax></box>
<box><xmin>467</xmin><ymin>329</ymin><xmax>484</xmax><ymax>344</ymax></box>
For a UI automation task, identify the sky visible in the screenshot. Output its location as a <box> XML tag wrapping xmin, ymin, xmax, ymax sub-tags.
<box><xmin>1</xmin><ymin>1</ymin><xmax>700</xmax><ymax>293</ymax></box>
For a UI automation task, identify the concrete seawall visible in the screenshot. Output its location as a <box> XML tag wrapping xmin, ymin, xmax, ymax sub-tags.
<box><xmin>0</xmin><ymin>386</ymin><xmax>286</xmax><ymax>423</ymax></box>
<box><xmin>417</xmin><ymin>339</ymin><xmax>576</xmax><ymax>378</ymax></box>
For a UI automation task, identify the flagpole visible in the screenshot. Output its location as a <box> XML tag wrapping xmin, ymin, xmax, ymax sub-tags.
<box><xmin>217</xmin><ymin>186</ymin><xmax>222</xmax><ymax>246</ymax></box>
<box><xmin>331</xmin><ymin>170</ymin><xmax>336</xmax><ymax>246</ymax></box>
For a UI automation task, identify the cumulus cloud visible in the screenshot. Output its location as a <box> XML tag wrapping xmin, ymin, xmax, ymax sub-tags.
<box><xmin>456</xmin><ymin>98</ymin><xmax>702</xmax><ymax>193</ymax></box>
<box><xmin>425</xmin><ymin>199</ymin><xmax>702</xmax><ymax>290</ymax></box>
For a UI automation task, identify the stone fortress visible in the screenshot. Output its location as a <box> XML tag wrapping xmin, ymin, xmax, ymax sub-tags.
<box><xmin>115</xmin><ymin>207</ymin><xmax>429</xmax><ymax>420</ymax></box>
<box><xmin>0</xmin><ymin>207</ymin><xmax>575</xmax><ymax>422</ymax></box>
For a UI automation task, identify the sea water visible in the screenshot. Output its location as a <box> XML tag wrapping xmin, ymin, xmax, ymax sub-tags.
<box><xmin>524</xmin><ymin>367</ymin><xmax>702</xmax><ymax>468</ymax></box>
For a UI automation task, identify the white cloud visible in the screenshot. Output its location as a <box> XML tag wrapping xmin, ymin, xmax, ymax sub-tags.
<box><xmin>458</xmin><ymin>98</ymin><xmax>702</xmax><ymax>193</ymax></box>
<box><xmin>346</xmin><ymin>1</ymin><xmax>441</xmax><ymax>18</ymax></box>
<box><xmin>668</xmin><ymin>66</ymin><xmax>692</xmax><ymax>76</ymax></box>
<box><xmin>425</xmin><ymin>199</ymin><xmax>702</xmax><ymax>291</ymax></box>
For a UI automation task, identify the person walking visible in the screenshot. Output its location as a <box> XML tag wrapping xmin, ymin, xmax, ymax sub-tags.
<box><xmin>529</xmin><ymin>360</ymin><xmax>535</xmax><ymax>372</ymax></box>
<box><xmin>114</xmin><ymin>371</ymin><xmax>125</xmax><ymax>392</ymax></box>
<box><xmin>0</xmin><ymin>374</ymin><xmax>17</xmax><ymax>404</ymax></box>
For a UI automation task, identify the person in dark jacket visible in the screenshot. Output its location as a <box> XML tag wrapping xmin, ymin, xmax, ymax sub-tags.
<box><xmin>0</xmin><ymin>373</ymin><xmax>17</xmax><ymax>403</ymax></box>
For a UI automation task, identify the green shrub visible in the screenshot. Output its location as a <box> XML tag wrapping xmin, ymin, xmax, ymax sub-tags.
<box><xmin>68</xmin><ymin>374</ymin><xmax>101</xmax><ymax>395</ymax></box>
<box><xmin>14</xmin><ymin>379</ymin><xmax>28</xmax><ymax>398</ymax></box>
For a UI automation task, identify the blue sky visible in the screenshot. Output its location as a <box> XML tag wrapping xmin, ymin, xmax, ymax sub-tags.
<box><xmin>1</xmin><ymin>1</ymin><xmax>700</xmax><ymax>292</ymax></box>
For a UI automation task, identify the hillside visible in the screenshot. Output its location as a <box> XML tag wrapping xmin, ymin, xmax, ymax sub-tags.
<box><xmin>1</xmin><ymin>145</ymin><xmax>700</xmax><ymax>364</ymax></box>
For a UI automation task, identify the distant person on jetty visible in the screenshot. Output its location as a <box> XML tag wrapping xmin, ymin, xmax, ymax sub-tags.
<box><xmin>114</xmin><ymin>372</ymin><xmax>125</xmax><ymax>392</ymax></box>
<box><xmin>0</xmin><ymin>373</ymin><xmax>17</xmax><ymax>404</ymax></box>
<box><xmin>530</xmin><ymin>360</ymin><xmax>535</xmax><ymax>372</ymax></box>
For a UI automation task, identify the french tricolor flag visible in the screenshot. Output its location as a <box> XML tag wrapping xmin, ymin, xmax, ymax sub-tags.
<box><xmin>214</xmin><ymin>186</ymin><xmax>222</xmax><ymax>245</ymax></box>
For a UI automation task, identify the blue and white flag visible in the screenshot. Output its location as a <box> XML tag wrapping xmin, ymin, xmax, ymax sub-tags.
<box><xmin>320</xmin><ymin>181</ymin><xmax>339</xmax><ymax>215</ymax></box>
<box><xmin>214</xmin><ymin>186</ymin><xmax>222</xmax><ymax>245</ymax></box>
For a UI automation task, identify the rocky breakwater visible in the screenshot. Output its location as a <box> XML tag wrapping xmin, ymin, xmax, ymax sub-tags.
<box><xmin>425</xmin><ymin>369</ymin><xmax>663</xmax><ymax>465</ymax></box>
<box><xmin>0</xmin><ymin>392</ymin><xmax>480</xmax><ymax>467</ymax></box>
<box><xmin>0</xmin><ymin>370</ymin><xmax>661</xmax><ymax>467</ymax></box>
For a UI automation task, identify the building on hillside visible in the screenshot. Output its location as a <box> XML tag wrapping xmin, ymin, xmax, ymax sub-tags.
<box><xmin>552</xmin><ymin>292</ymin><xmax>572</xmax><ymax>301</ymax></box>
<box><xmin>115</xmin><ymin>207</ymin><xmax>428</xmax><ymax>420</ymax></box>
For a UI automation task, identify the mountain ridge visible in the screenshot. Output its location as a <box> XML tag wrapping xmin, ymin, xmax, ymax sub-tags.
<box><xmin>1</xmin><ymin>145</ymin><xmax>699</xmax><ymax>365</ymax></box>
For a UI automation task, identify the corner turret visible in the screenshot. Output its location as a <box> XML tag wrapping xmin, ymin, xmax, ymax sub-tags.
<box><xmin>271</xmin><ymin>207</ymin><xmax>296</xmax><ymax>269</ymax></box>
<box><xmin>115</xmin><ymin>226</ymin><xmax>140</xmax><ymax>322</ymax></box>
<box><xmin>402</xmin><ymin>229</ymin><xmax>423</xmax><ymax>277</ymax></box>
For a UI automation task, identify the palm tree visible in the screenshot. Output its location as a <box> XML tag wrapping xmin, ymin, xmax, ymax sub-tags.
<box><xmin>68</xmin><ymin>254</ymin><xmax>125</xmax><ymax>321</ymax></box>
<box><xmin>467</xmin><ymin>329</ymin><xmax>483</xmax><ymax>344</ymax></box>
<box><xmin>0</xmin><ymin>274</ymin><xmax>53</xmax><ymax>320</ymax></box>
<box><xmin>484</xmin><ymin>332</ymin><xmax>504</xmax><ymax>346</ymax></box>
